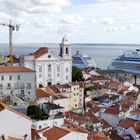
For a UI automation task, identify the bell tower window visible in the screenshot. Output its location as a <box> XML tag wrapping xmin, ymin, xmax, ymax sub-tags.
<box><xmin>66</xmin><ymin>47</ymin><xmax>68</xmax><ymax>54</ymax></box>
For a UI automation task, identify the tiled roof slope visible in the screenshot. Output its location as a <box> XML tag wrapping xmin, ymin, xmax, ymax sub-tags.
<box><xmin>0</xmin><ymin>66</ymin><xmax>34</xmax><ymax>73</ymax></box>
<box><xmin>32</xmin><ymin>47</ymin><xmax>48</xmax><ymax>59</ymax></box>
<box><xmin>42</xmin><ymin>126</ymin><xmax>71</xmax><ymax>140</ymax></box>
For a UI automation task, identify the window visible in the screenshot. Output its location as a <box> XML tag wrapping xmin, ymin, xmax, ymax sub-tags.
<box><xmin>38</xmin><ymin>66</ymin><xmax>42</xmax><ymax>73</ymax></box>
<box><xmin>14</xmin><ymin>83</ymin><xmax>19</xmax><ymax>89</ymax></box>
<box><xmin>66</xmin><ymin>67</ymin><xmax>69</xmax><ymax>72</ymax></box>
<box><xmin>7</xmin><ymin>83</ymin><xmax>11</xmax><ymax>89</ymax></box>
<box><xmin>66</xmin><ymin>75</ymin><xmax>68</xmax><ymax>80</ymax></box>
<box><xmin>48</xmin><ymin>64</ymin><xmax>51</xmax><ymax>72</ymax></box>
<box><xmin>48</xmin><ymin>55</ymin><xmax>51</xmax><ymax>58</ymax></box>
<box><xmin>48</xmin><ymin>74</ymin><xmax>51</xmax><ymax>77</ymax></box>
<box><xmin>9</xmin><ymin>75</ymin><xmax>12</xmax><ymax>80</ymax></box>
<box><xmin>18</xmin><ymin>75</ymin><xmax>20</xmax><ymax>80</ymax></box>
<box><xmin>20</xmin><ymin>90</ymin><xmax>25</xmax><ymax>97</ymax></box>
<box><xmin>27</xmin><ymin>83</ymin><xmax>31</xmax><ymax>89</ymax></box>
<box><xmin>48</xmin><ymin>82</ymin><xmax>52</xmax><ymax>86</ymax></box>
<box><xmin>39</xmin><ymin>74</ymin><xmax>42</xmax><ymax>78</ymax></box>
<box><xmin>20</xmin><ymin>83</ymin><xmax>25</xmax><ymax>89</ymax></box>
<box><xmin>0</xmin><ymin>84</ymin><xmax>3</xmax><ymax>89</ymax></box>
<box><xmin>1</xmin><ymin>76</ymin><xmax>4</xmax><ymax>80</ymax></box>
<box><xmin>57</xmin><ymin>73</ymin><xmax>60</xmax><ymax>77</ymax></box>
<box><xmin>57</xmin><ymin>65</ymin><xmax>60</xmax><ymax>72</ymax></box>
<box><xmin>66</xmin><ymin>47</ymin><xmax>68</xmax><ymax>54</ymax></box>
<box><xmin>28</xmin><ymin>92</ymin><xmax>30</xmax><ymax>94</ymax></box>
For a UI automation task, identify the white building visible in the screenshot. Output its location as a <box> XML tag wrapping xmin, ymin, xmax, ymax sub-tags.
<box><xmin>0</xmin><ymin>101</ymin><xmax>32</xmax><ymax>139</ymax></box>
<box><xmin>21</xmin><ymin>36</ymin><xmax>72</xmax><ymax>87</ymax></box>
<box><xmin>0</xmin><ymin>66</ymin><xmax>36</xmax><ymax>101</ymax></box>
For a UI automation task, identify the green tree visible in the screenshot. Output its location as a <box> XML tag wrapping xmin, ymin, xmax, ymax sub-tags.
<box><xmin>27</xmin><ymin>105</ymin><xmax>43</xmax><ymax>119</ymax></box>
<box><xmin>72</xmin><ymin>66</ymin><xmax>84</xmax><ymax>82</ymax></box>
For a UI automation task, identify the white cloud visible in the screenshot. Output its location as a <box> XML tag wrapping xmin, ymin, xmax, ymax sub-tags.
<box><xmin>92</xmin><ymin>19</ymin><xmax>96</xmax><ymax>25</ymax></box>
<box><xmin>60</xmin><ymin>15</ymin><xmax>84</xmax><ymax>26</ymax></box>
<box><xmin>128</xmin><ymin>23</ymin><xmax>135</xmax><ymax>29</ymax></box>
<box><xmin>117</xmin><ymin>6</ymin><xmax>128</xmax><ymax>12</ymax></box>
<box><xmin>101</xmin><ymin>17</ymin><xmax>114</xmax><ymax>25</ymax></box>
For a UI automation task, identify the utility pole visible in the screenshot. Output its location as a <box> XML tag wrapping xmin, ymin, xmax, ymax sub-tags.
<box><xmin>0</xmin><ymin>20</ymin><xmax>19</xmax><ymax>65</ymax></box>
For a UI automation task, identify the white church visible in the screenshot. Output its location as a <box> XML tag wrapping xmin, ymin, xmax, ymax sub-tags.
<box><xmin>20</xmin><ymin>36</ymin><xmax>72</xmax><ymax>87</ymax></box>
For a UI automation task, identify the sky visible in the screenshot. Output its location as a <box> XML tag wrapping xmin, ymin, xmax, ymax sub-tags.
<box><xmin>0</xmin><ymin>0</ymin><xmax>140</xmax><ymax>44</ymax></box>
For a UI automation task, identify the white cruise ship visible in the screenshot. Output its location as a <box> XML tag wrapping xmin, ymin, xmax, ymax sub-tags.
<box><xmin>108</xmin><ymin>49</ymin><xmax>140</xmax><ymax>74</ymax></box>
<box><xmin>72</xmin><ymin>50</ymin><xmax>96</xmax><ymax>68</ymax></box>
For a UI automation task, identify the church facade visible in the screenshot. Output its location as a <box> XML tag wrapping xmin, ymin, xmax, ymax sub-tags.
<box><xmin>20</xmin><ymin>36</ymin><xmax>72</xmax><ymax>87</ymax></box>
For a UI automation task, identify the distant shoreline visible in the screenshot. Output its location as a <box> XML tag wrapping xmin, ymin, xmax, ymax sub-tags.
<box><xmin>0</xmin><ymin>43</ymin><xmax>140</xmax><ymax>46</ymax></box>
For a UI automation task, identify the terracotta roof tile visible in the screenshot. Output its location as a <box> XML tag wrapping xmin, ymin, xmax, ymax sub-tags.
<box><xmin>91</xmin><ymin>76</ymin><xmax>111</xmax><ymax>81</ymax></box>
<box><xmin>36</xmin><ymin>88</ymin><xmax>50</xmax><ymax>98</ymax></box>
<box><xmin>118</xmin><ymin>118</ymin><xmax>138</xmax><ymax>128</ymax></box>
<box><xmin>42</xmin><ymin>126</ymin><xmax>71</xmax><ymax>140</ymax></box>
<box><xmin>104</xmin><ymin>105</ymin><xmax>128</xmax><ymax>115</ymax></box>
<box><xmin>0</xmin><ymin>66</ymin><xmax>34</xmax><ymax>73</ymax></box>
<box><xmin>119</xmin><ymin>99</ymin><xmax>134</xmax><ymax>108</ymax></box>
<box><xmin>131</xmin><ymin>109</ymin><xmax>140</xmax><ymax>115</ymax></box>
<box><xmin>32</xmin><ymin>47</ymin><xmax>48</xmax><ymax>59</ymax></box>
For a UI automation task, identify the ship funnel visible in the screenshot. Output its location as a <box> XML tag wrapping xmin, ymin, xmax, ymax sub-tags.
<box><xmin>75</xmin><ymin>50</ymin><xmax>81</xmax><ymax>56</ymax></box>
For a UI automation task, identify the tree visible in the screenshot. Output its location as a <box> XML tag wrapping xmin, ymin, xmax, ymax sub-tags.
<box><xmin>27</xmin><ymin>105</ymin><xmax>43</xmax><ymax>119</ymax></box>
<box><xmin>72</xmin><ymin>66</ymin><xmax>84</xmax><ymax>82</ymax></box>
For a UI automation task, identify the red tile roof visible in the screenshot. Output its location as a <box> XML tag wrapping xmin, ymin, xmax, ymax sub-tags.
<box><xmin>32</xmin><ymin>47</ymin><xmax>48</xmax><ymax>59</ymax></box>
<box><xmin>0</xmin><ymin>66</ymin><xmax>34</xmax><ymax>73</ymax></box>
<box><xmin>118</xmin><ymin>118</ymin><xmax>137</xmax><ymax>128</ymax></box>
<box><xmin>91</xmin><ymin>76</ymin><xmax>111</xmax><ymax>81</ymax></box>
<box><xmin>42</xmin><ymin>126</ymin><xmax>71</xmax><ymax>140</ymax></box>
<box><xmin>104</xmin><ymin>105</ymin><xmax>128</xmax><ymax>115</ymax></box>
<box><xmin>36</xmin><ymin>89</ymin><xmax>50</xmax><ymax>98</ymax></box>
<box><xmin>84</xmin><ymin>111</ymin><xmax>101</xmax><ymax>124</ymax></box>
<box><xmin>71</xmin><ymin>82</ymin><xmax>79</xmax><ymax>86</ymax></box>
<box><xmin>100</xmin><ymin>118</ymin><xmax>112</xmax><ymax>129</ymax></box>
<box><xmin>56</xmin><ymin>84</ymin><xmax>71</xmax><ymax>89</ymax></box>
<box><xmin>119</xmin><ymin>99</ymin><xmax>134</xmax><ymax>108</ymax></box>
<box><xmin>133</xmin><ymin>125</ymin><xmax>140</xmax><ymax>134</ymax></box>
<box><xmin>131</xmin><ymin>109</ymin><xmax>140</xmax><ymax>115</ymax></box>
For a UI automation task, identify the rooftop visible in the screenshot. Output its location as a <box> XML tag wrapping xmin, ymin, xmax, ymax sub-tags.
<box><xmin>32</xmin><ymin>47</ymin><xmax>48</xmax><ymax>59</ymax></box>
<box><xmin>42</xmin><ymin>126</ymin><xmax>71</xmax><ymax>140</ymax></box>
<box><xmin>0</xmin><ymin>66</ymin><xmax>34</xmax><ymax>73</ymax></box>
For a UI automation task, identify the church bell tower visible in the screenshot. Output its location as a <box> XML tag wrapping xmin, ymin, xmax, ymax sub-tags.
<box><xmin>59</xmin><ymin>36</ymin><xmax>71</xmax><ymax>60</ymax></box>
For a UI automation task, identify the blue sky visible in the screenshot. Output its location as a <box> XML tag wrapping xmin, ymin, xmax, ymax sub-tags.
<box><xmin>0</xmin><ymin>0</ymin><xmax>140</xmax><ymax>44</ymax></box>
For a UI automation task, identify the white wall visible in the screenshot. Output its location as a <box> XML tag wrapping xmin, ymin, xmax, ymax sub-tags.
<box><xmin>54</xmin><ymin>98</ymin><xmax>70</xmax><ymax>112</ymax></box>
<box><xmin>33</xmin><ymin>118</ymin><xmax>64</xmax><ymax>130</ymax></box>
<box><xmin>0</xmin><ymin>109</ymin><xmax>32</xmax><ymax>139</ymax></box>
<box><xmin>0</xmin><ymin>72</ymin><xmax>36</xmax><ymax>101</ymax></box>
<box><xmin>60</xmin><ymin>132</ymin><xmax>88</xmax><ymax>140</ymax></box>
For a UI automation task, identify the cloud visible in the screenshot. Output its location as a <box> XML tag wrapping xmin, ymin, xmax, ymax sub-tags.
<box><xmin>101</xmin><ymin>17</ymin><xmax>114</xmax><ymax>25</ymax></box>
<box><xmin>92</xmin><ymin>19</ymin><xmax>96</xmax><ymax>25</ymax></box>
<box><xmin>1</xmin><ymin>0</ymin><xmax>71</xmax><ymax>16</ymax></box>
<box><xmin>60</xmin><ymin>15</ymin><xmax>84</xmax><ymax>26</ymax></box>
<box><xmin>117</xmin><ymin>6</ymin><xmax>128</xmax><ymax>12</ymax></box>
<box><xmin>128</xmin><ymin>23</ymin><xmax>135</xmax><ymax>29</ymax></box>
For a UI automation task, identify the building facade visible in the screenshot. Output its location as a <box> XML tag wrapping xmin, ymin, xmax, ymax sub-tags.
<box><xmin>20</xmin><ymin>36</ymin><xmax>72</xmax><ymax>87</ymax></box>
<box><xmin>0</xmin><ymin>66</ymin><xmax>36</xmax><ymax>101</ymax></box>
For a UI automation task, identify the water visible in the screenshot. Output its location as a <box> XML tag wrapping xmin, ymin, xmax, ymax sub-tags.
<box><xmin>0</xmin><ymin>43</ymin><xmax>139</xmax><ymax>69</ymax></box>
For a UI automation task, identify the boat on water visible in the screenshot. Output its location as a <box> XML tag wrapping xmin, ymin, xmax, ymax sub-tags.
<box><xmin>108</xmin><ymin>49</ymin><xmax>140</xmax><ymax>74</ymax></box>
<box><xmin>72</xmin><ymin>50</ymin><xmax>96</xmax><ymax>69</ymax></box>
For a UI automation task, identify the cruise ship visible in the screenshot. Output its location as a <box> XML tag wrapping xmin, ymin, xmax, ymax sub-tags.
<box><xmin>72</xmin><ymin>50</ymin><xmax>96</xmax><ymax>68</ymax></box>
<box><xmin>108</xmin><ymin>49</ymin><xmax>140</xmax><ymax>74</ymax></box>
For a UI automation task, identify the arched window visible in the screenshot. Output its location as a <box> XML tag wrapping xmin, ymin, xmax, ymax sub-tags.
<box><xmin>48</xmin><ymin>64</ymin><xmax>51</xmax><ymax>72</ymax></box>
